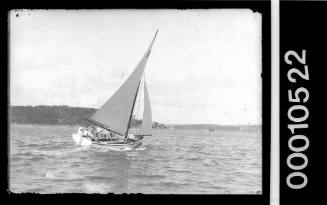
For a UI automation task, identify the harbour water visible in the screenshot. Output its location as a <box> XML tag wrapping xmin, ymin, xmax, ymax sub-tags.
<box><xmin>9</xmin><ymin>124</ymin><xmax>262</xmax><ymax>194</ymax></box>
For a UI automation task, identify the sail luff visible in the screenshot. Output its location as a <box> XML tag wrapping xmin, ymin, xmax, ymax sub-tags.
<box><xmin>89</xmin><ymin>30</ymin><xmax>158</xmax><ymax>135</ymax></box>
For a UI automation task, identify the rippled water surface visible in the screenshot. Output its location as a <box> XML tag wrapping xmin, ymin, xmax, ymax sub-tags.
<box><xmin>10</xmin><ymin>124</ymin><xmax>261</xmax><ymax>194</ymax></box>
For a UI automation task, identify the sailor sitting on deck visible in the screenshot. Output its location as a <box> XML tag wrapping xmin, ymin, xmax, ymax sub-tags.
<box><xmin>77</xmin><ymin>127</ymin><xmax>84</xmax><ymax>136</ymax></box>
<box><xmin>79</xmin><ymin>127</ymin><xmax>95</xmax><ymax>140</ymax></box>
<box><xmin>107</xmin><ymin>132</ymin><xmax>117</xmax><ymax>140</ymax></box>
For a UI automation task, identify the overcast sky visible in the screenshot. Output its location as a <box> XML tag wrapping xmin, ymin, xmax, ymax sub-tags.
<box><xmin>10</xmin><ymin>9</ymin><xmax>262</xmax><ymax>125</ymax></box>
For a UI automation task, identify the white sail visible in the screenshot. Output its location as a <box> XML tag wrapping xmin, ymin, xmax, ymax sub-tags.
<box><xmin>139</xmin><ymin>81</ymin><xmax>152</xmax><ymax>136</ymax></box>
<box><xmin>89</xmin><ymin>30</ymin><xmax>158</xmax><ymax>136</ymax></box>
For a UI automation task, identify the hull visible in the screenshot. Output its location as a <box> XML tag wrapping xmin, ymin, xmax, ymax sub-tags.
<box><xmin>72</xmin><ymin>133</ymin><xmax>143</xmax><ymax>151</ymax></box>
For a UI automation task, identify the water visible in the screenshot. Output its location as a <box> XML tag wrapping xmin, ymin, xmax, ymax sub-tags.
<box><xmin>9</xmin><ymin>124</ymin><xmax>262</xmax><ymax>194</ymax></box>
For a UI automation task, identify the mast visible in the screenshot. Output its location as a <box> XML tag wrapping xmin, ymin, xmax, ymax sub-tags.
<box><xmin>124</xmin><ymin>30</ymin><xmax>157</xmax><ymax>139</ymax></box>
<box><xmin>88</xmin><ymin>30</ymin><xmax>158</xmax><ymax>137</ymax></box>
<box><xmin>125</xmin><ymin>82</ymin><xmax>141</xmax><ymax>139</ymax></box>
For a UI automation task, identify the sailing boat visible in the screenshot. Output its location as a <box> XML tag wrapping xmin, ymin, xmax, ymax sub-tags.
<box><xmin>72</xmin><ymin>30</ymin><xmax>158</xmax><ymax>150</ymax></box>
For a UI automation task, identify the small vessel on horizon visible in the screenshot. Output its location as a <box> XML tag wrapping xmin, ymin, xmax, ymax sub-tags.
<box><xmin>72</xmin><ymin>30</ymin><xmax>158</xmax><ymax>151</ymax></box>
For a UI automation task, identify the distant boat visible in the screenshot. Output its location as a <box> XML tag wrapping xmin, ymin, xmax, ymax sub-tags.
<box><xmin>72</xmin><ymin>30</ymin><xmax>158</xmax><ymax>150</ymax></box>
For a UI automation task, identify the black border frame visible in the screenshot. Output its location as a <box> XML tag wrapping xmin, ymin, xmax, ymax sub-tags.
<box><xmin>1</xmin><ymin>1</ymin><xmax>271</xmax><ymax>204</ymax></box>
<box><xmin>280</xmin><ymin>1</ymin><xmax>327</xmax><ymax>205</ymax></box>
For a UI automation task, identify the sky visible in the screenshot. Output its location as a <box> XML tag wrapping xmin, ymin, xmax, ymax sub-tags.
<box><xmin>10</xmin><ymin>9</ymin><xmax>262</xmax><ymax>125</ymax></box>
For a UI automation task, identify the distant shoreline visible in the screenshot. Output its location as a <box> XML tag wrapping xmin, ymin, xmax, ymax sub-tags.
<box><xmin>9</xmin><ymin>105</ymin><xmax>261</xmax><ymax>130</ymax></box>
<box><xmin>10</xmin><ymin>122</ymin><xmax>262</xmax><ymax>132</ymax></box>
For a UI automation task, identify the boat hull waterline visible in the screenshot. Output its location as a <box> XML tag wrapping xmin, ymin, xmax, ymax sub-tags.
<box><xmin>72</xmin><ymin>133</ymin><xmax>143</xmax><ymax>151</ymax></box>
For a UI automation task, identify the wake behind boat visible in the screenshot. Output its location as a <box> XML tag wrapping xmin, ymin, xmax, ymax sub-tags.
<box><xmin>72</xmin><ymin>30</ymin><xmax>158</xmax><ymax>150</ymax></box>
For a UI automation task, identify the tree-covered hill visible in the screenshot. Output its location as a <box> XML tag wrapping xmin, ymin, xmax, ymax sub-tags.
<box><xmin>9</xmin><ymin>105</ymin><xmax>145</xmax><ymax>127</ymax></box>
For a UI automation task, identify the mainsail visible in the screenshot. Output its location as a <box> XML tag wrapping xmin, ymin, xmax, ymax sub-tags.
<box><xmin>88</xmin><ymin>30</ymin><xmax>157</xmax><ymax>136</ymax></box>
